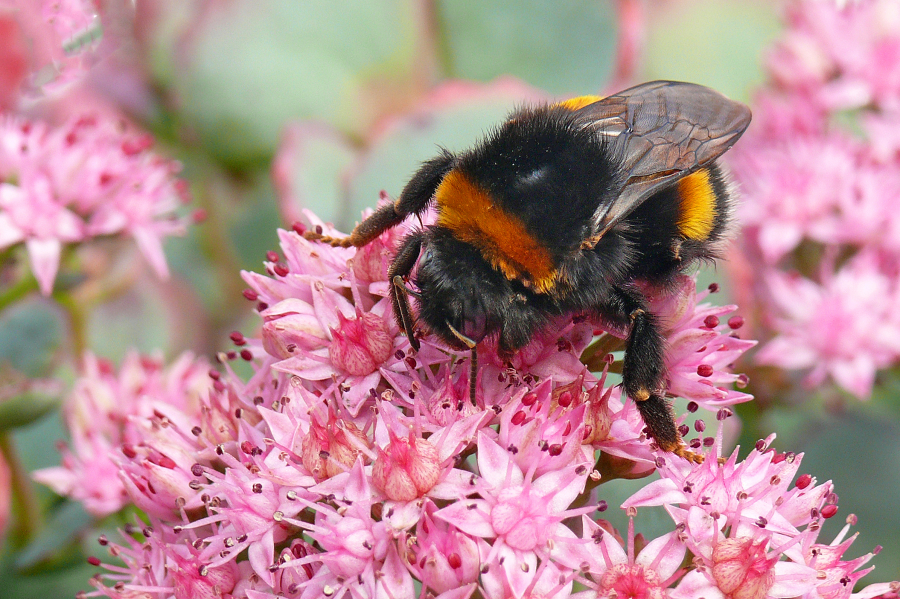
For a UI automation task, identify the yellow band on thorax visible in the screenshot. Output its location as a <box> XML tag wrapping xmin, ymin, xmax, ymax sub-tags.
<box><xmin>552</xmin><ymin>95</ymin><xmax>604</xmax><ymax>112</ymax></box>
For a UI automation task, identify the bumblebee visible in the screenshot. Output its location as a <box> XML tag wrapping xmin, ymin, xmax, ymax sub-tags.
<box><xmin>305</xmin><ymin>81</ymin><xmax>751</xmax><ymax>462</ymax></box>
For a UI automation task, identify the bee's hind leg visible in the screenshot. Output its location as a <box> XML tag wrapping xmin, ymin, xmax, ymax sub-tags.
<box><xmin>600</xmin><ymin>286</ymin><xmax>704</xmax><ymax>463</ymax></box>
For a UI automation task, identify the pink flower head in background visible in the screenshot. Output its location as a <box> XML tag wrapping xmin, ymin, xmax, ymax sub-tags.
<box><xmin>0</xmin><ymin>114</ymin><xmax>191</xmax><ymax>294</ymax></box>
<box><xmin>728</xmin><ymin>0</ymin><xmax>900</xmax><ymax>399</ymax></box>
<box><xmin>33</xmin><ymin>351</ymin><xmax>216</xmax><ymax>517</ymax></box>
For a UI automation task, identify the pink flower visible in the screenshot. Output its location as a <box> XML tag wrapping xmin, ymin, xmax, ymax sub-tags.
<box><xmin>623</xmin><ymin>433</ymin><xmax>894</xmax><ymax>599</ymax></box>
<box><xmin>765</xmin><ymin>0</ymin><xmax>900</xmax><ymax>113</ymax></box>
<box><xmin>649</xmin><ymin>276</ymin><xmax>755</xmax><ymax>410</ymax></box>
<box><xmin>372</xmin><ymin>427</ymin><xmax>441</xmax><ymax>502</ymax></box>
<box><xmin>755</xmin><ymin>254</ymin><xmax>900</xmax><ymax>398</ymax></box>
<box><xmin>300</xmin><ymin>410</ymin><xmax>370</xmax><ymax>482</ymax></box>
<box><xmin>329</xmin><ymin>309</ymin><xmax>394</xmax><ymax>376</ymax></box>
<box><xmin>0</xmin><ymin>0</ymin><xmax>101</xmax><ymax>100</ymax></box>
<box><xmin>33</xmin><ymin>351</ymin><xmax>215</xmax><ymax>517</ymax></box>
<box><xmin>579</xmin><ymin>514</ymin><xmax>688</xmax><ymax>599</ymax></box>
<box><xmin>432</xmin><ymin>430</ymin><xmax>594</xmax><ymax>591</ymax></box>
<box><xmin>70</xmin><ymin>205</ymin><xmax>891</xmax><ymax>597</ymax></box>
<box><xmin>0</xmin><ymin>115</ymin><xmax>191</xmax><ymax>294</ymax></box>
<box><xmin>726</xmin><ymin>0</ymin><xmax>900</xmax><ymax>400</ymax></box>
<box><xmin>404</xmin><ymin>503</ymin><xmax>481</xmax><ymax>594</ymax></box>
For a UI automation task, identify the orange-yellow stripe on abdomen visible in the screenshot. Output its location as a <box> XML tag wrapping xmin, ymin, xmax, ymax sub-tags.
<box><xmin>435</xmin><ymin>170</ymin><xmax>557</xmax><ymax>293</ymax></box>
<box><xmin>677</xmin><ymin>169</ymin><xmax>717</xmax><ymax>240</ymax></box>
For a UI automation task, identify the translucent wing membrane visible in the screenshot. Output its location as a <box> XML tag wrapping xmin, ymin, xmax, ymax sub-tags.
<box><xmin>573</xmin><ymin>81</ymin><xmax>751</xmax><ymax>237</ymax></box>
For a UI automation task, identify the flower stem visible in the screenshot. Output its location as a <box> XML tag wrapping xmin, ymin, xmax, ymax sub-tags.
<box><xmin>0</xmin><ymin>273</ymin><xmax>39</xmax><ymax>313</ymax></box>
<box><xmin>0</xmin><ymin>431</ymin><xmax>42</xmax><ymax>547</ymax></box>
<box><xmin>580</xmin><ymin>333</ymin><xmax>625</xmax><ymax>372</ymax></box>
<box><xmin>55</xmin><ymin>293</ymin><xmax>89</xmax><ymax>359</ymax></box>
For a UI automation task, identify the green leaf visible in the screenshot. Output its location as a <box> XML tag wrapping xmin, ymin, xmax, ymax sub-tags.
<box><xmin>163</xmin><ymin>0</ymin><xmax>423</xmax><ymax>165</ymax></box>
<box><xmin>13</xmin><ymin>502</ymin><xmax>93</xmax><ymax>571</ymax></box>
<box><xmin>274</xmin><ymin>123</ymin><xmax>359</xmax><ymax>229</ymax></box>
<box><xmin>436</xmin><ymin>0</ymin><xmax>617</xmax><ymax>96</ymax></box>
<box><xmin>643</xmin><ymin>0</ymin><xmax>781</xmax><ymax>101</ymax></box>
<box><xmin>0</xmin><ymin>375</ymin><xmax>61</xmax><ymax>431</ymax></box>
<box><xmin>0</xmin><ymin>299</ymin><xmax>64</xmax><ymax>378</ymax></box>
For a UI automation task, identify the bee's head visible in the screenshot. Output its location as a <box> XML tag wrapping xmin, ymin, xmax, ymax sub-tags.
<box><xmin>412</xmin><ymin>231</ymin><xmax>506</xmax><ymax>350</ymax></box>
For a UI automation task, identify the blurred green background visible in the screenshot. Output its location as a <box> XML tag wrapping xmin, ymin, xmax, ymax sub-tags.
<box><xmin>4</xmin><ymin>0</ymin><xmax>899</xmax><ymax>596</ymax></box>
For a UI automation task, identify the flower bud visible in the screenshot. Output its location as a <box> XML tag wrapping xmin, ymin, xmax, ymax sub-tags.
<box><xmin>329</xmin><ymin>310</ymin><xmax>393</xmax><ymax>376</ymax></box>
<box><xmin>372</xmin><ymin>431</ymin><xmax>441</xmax><ymax>502</ymax></box>
<box><xmin>301</xmin><ymin>415</ymin><xmax>369</xmax><ymax>481</ymax></box>
<box><xmin>414</xmin><ymin>510</ymin><xmax>480</xmax><ymax>593</ymax></box>
<box><xmin>583</xmin><ymin>383</ymin><xmax>614</xmax><ymax>445</ymax></box>
<box><xmin>712</xmin><ymin>537</ymin><xmax>776</xmax><ymax>599</ymax></box>
<box><xmin>275</xmin><ymin>540</ymin><xmax>320</xmax><ymax>597</ymax></box>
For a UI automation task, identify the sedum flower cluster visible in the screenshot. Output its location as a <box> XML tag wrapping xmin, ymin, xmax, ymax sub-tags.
<box><xmin>0</xmin><ymin>114</ymin><xmax>191</xmax><ymax>295</ymax></box>
<box><xmin>728</xmin><ymin>0</ymin><xmax>900</xmax><ymax>399</ymax></box>
<box><xmin>41</xmin><ymin>207</ymin><xmax>894</xmax><ymax>599</ymax></box>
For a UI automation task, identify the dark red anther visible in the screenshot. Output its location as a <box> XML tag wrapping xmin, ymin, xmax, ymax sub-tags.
<box><xmin>728</xmin><ymin>316</ymin><xmax>744</xmax><ymax>330</ymax></box>
<box><xmin>795</xmin><ymin>474</ymin><xmax>812</xmax><ymax>489</ymax></box>
<box><xmin>157</xmin><ymin>455</ymin><xmax>177</xmax><ymax>469</ymax></box>
<box><xmin>121</xmin><ymin>135</ymin><xmax>153</xmax><ymax>155</ymax></box>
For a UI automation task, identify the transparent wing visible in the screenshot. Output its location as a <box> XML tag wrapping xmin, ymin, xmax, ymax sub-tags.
<box><xmin>572</xmin><ymin>80</ymin><xmax>751</xmax><ymax>237</ymax></box>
